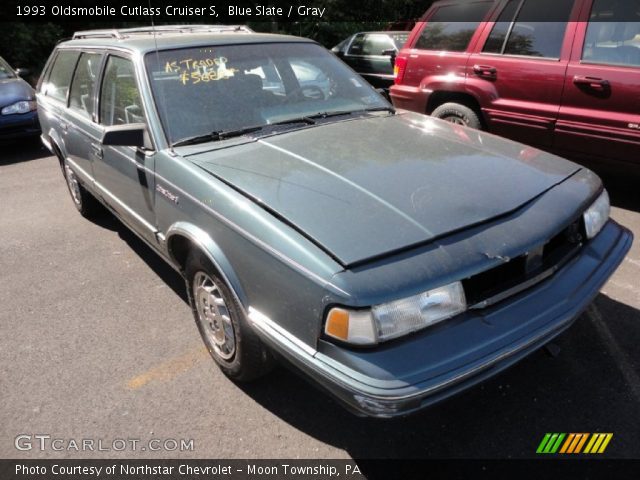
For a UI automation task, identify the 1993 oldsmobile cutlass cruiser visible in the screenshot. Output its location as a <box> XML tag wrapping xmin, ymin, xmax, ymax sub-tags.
<box><xmin>37</xmin><ymin>26</ymin><xmax>632</xmax><ymax>417</ymax></box>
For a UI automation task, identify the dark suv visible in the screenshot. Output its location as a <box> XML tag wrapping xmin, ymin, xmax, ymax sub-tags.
<box><xmin>332</xmin><ymin>31</ymin><xmax>409</xmax><ymax>90</ymax></box>
<box><xmin>390</xmin><ymin>0</ymin><xmax>640</xmax><ymax>168</ymax></box>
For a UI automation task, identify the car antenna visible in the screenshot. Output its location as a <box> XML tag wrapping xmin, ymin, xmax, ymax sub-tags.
<box><xmin>148</xmin><ymin>0</ymin><xmax>176</xmax><ymax>155</ymax></box>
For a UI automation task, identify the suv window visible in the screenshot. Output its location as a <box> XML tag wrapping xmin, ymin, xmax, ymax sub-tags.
<box><xmin>390</xmin><ymin>33</ymin><xmax>410</xmax><ymax>50</ymax></box>
<box><xmin>582</xmin><ymin>0</ymin><xmax>640</xmax><ymax>67</ymax></box>
<box><xmin>69</xmin><ymin>53</ymin><xmax>102</xmax><ymax>119</ymax></box>
<box><xmin>363</xmin><ymin>35</ymin><xmax>395</xmax><ymax>55</ymax></box>
<box><xmin>483</xmin><ymin>0</ymin><xmax>574</xmax><ymax>58</ymax></box>
<box><xmin>415</xmin><ymin>2</ymin><xmax>492</xmax><ymax>52</ymax></box>
<box><xmin>100</xmin><ymin>56</ymin><xmax>145</xmax><ymax>126</ymax></box>
<box><xmin>44</xmin><ymin>50</ymin><xmax>80</xmax><ymax>102</ymax></box>
<box><xmin>347</xmin><ymin>34</ymin><xmax>366</xmax><ymax>55</ymax></box>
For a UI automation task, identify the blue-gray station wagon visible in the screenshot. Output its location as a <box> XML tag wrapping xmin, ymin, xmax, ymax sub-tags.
<box><xmin>36</xmin><ymin>25</ymin><xmax>632</xmax><ymax>417</ymax></box>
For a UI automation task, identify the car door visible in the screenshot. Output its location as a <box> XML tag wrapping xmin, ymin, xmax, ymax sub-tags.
<box><xmin>466</xmin><ymin>0</ymin><xmax>579</xmax><ymax>149</ymax></box>
<box><xmin>94</xmin><ymin>53</ymin><xmax>157</xmax><ymax>243</ymax></box>
<box><xmin>343</xmin><ymin>33</ymin><xmax>367</xmax><ymax>75</ymax></box>
<box><xmin>357</xmin><ymin>34</ymin><xmax>397</xmax><ymax>87</ymax></box>
<box><xmin>65</xmin><ymin>51</ymin><xmax>104</xmax><ymax>181</ymax></box>
<box><xmin>555</xmin><ymin>0</ymin><xmax>640</xmax><ymax>166</ymax></box>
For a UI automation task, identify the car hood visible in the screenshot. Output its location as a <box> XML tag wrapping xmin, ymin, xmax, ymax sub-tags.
<box><xmin>0</xmin><ymin>77</ymin><xmax>34</xmax><ymax>108</ymax></box>
<box><xmin>186</xmin><ymin>112</ymin><xmax>581</xmax><ymax>267</ymax></box>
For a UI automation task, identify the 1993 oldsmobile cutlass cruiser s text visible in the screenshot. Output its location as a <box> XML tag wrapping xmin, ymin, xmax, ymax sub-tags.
<box><xmin>36</xmin><ymin>26</ymin><xmax>632</xmax><ymax>417</ymax></box>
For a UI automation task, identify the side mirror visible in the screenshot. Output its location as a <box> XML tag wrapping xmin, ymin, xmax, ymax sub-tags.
<box><xmin>102</xmin><ymin>123</ymin><xmax>149</xmax><ymax>148</ymax></box>
<box><xmin>15</xmin><ymin>68</ymin><xmax>30</xmax><ymax>78</ymax></box>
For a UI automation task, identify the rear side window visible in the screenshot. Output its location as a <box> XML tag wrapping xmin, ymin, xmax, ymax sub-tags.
<box><xmin>582</xmin><ymin>0</ymin><xmax>640</xmax><ymax>67</ymax></box>
<box><xmin>362</xmin><ymin>35</ymin><xmax>396</xmax><ymax>55</ymax></box>
<box><xmin>69</xmin><ymin>53</ymin><xmax>102</xmax><ymax>119</ymax></box>
<box><xmin>100</xmin><ymin>56</ymin><xmax>145</xmax><ymax>126</ymax></box>
<box><xmin>483</xmin><ymin>0</ymin><xmax>574</xmax><ymax>58</ymax></box>
<box><xmin>347</xmin><ymin>34</ymin><xmax>366</xmax><ymax>55</ymax></box>
<box><xmin>44</xmin><ymin>50</ymin><xmax>80</xmax><ymax>102</ymax></box>
<box><xmin>415</xmin><ymin>2</ymin><xmax>493</xmax><ymax>52</ymax></box>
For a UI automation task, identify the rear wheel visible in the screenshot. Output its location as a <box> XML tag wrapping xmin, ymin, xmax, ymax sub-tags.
<box><xmin>432</xmin><ymin>102</ymin><xmax>482</xmax><ymax>129</ymax></box>
<box><xmin>61</xmin><ymin>156</ymin><xmax>101</xmax><ymax>218</ymax></box>
<box><xmin>186</xmin><ymin>250</ymin><xmax>274</xmax><ymax>381</ymax></box>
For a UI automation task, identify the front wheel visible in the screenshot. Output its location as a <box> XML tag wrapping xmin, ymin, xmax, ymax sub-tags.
<box><xmin>186</xmin><ymin>250</ymin><xmax>274</xmax><ymax>381</ymax></box>
<box><xmin>432</xmin><ymin>102</ymin><xmax>483</xmax><ymax>129</ymax></box>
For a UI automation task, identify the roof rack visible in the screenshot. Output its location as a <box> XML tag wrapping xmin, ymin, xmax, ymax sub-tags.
<box><xmin>72</xmin><ymin>25</ymin><xmax>253</xmax><ymax>40</ymax></box>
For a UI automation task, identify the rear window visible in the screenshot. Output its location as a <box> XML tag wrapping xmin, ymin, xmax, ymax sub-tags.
<box><xmin>43</xmin><ymin>50</ymin><xmax>80</xmax><ymax>103</ymax></box>
<box><xmin>415</xmin><ymin>2</ymin><xmax>492</xmax><ymax>52</ymax></box>
<box><xmin>390</xmin><ymin>33</ymin><xmax>410</xmax><ymax>50</ymax></box>
<box><xmin>582</xmin><ymin>0</ymin><xmax>640</xmax><ymax>67</ymax></box>
<box><xmin>483</xmin><ymin>0</ymin><xmax>574</xmax><ymax>58</ymax></box>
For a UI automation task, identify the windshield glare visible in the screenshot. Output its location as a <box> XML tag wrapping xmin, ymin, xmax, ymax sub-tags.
<box><xmin>145</xmin><ymin>42</ymin><xmax>390</xmax><ymax>145</ymax></box>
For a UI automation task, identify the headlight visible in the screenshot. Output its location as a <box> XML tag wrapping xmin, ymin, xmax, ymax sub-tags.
<box><xmin>1</xmin><ymin>100</ymin><xmax>37</xmax><ymax>115</ymax></box>
<box><xmin>583</xmin><ymin>190</ymin><xmax>610</xmax><ymax>239</ymax></box>
<box><xmin>324</xmin><ymin>282</ymin><xmax>467</xmax><ymax>346</ymax></box>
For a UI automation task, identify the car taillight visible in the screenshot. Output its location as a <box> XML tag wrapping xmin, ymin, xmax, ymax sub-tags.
<box><xmin>394</xmin><ymin>55</ymin><xmax>408</xmax><ymax>85</ymax></box>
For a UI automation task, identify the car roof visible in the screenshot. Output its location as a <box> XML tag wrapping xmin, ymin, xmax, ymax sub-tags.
<box><xmin>57</xmin><ymin>25</ymin><xmax>314</xmax><ymax>54</ymax></box>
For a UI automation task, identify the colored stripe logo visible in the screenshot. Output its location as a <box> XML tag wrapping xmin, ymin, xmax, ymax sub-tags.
<box><xmin>536</xmin><ymin>433</ymin><xmax>613</xmax><ymax>454</ymax></box>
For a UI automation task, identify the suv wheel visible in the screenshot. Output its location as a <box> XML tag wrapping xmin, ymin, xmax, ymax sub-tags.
<box><xmin>62</xmin><ymin>157</ymin><xmax>102</xmax><ymax>218</ymax></box>
<box><xmin>432</xmin><ymin>102</ymin><xmax>482</xmax><ymax>129</ymax></box>
<box><xmin>186</xmin><ymin>250</ymin><xmax>274</xmax><ymax>381</ymax></box>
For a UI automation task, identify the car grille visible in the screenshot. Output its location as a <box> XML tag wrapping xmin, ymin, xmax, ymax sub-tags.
<box><xmin>463</xmin><ymin>218</ymin><xmax>585</xmax><ymax>309</ymax></box>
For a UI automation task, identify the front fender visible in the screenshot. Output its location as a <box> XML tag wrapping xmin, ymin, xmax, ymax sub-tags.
<box><xmin>165</xmin><ymin>222</ymin><xmax>249</xmax><ymax>310</ymax></box>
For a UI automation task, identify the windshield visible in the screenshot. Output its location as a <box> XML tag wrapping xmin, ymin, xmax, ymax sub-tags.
<box><xmin>0</xmin><ymin>57</ymin><xmax>16</xmax><ymax>79</ymax></box>
<box><xmin>144</xmin><ymin>42</ymin><xmax>390</xmax><ymax>145</ymax></box>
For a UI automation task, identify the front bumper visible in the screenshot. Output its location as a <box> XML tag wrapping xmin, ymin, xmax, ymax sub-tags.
<box><xmin>249</xmin><ymin>220</ymin><xmax>632</xmax><ymax>418</ymax></box>
<box><xmin>0</xmin><ymin>110</ymin><xmax>40</xmax><ymax>141</ymax></box>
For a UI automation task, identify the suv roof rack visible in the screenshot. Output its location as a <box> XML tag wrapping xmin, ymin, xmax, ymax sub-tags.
<box><xmin>72</xmin><ymin>25</ymin><xmax>253</xmax><ymax>40</ymax></box>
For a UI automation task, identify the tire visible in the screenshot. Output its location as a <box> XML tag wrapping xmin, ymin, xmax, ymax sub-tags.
<box><xmin>61</xmin><ymin>156</ymin><xmax>102</xmax><ymax>218</ymax></box>
<box><xmin>432</xmin><ymin>102</ymin><xmax>483</xmax><ymax>129</ymax></box>
<box><xmin>186</xmin><ymin>250</ymin><xmax>274</xmax><ymax>381</ymax></box>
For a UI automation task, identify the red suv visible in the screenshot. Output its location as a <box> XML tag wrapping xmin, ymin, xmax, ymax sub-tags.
<box><xmin>390</xmin><ymin>0</ymin><xmax>640</xmax><ymax>168</ymax></box>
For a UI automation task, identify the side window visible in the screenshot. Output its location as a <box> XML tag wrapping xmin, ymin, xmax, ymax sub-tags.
<box><xmin>99</xmin><ymin>56</ymin><xmax>145</xmax><ymax>126</ymax></box>
<box><xmin>347</xmin><ymin>34</ymin><xmax>366</xmax><ymax>55</ymax></box>
<box><xmin>43</xmin><ymin>50</ymin><xmax>80</xmax><ymax>102</ymax></box>
<box><xmin>582</xmin><ymin>0</ymin><xmax>640</xmax><ymax>67</ymax></box>
<box><xmin>68</xmin><ymin>53</ymin><xmax>102</xmax><ymax>119</ymax></box>
<box><xmin>483</xmin><ymin>0</ymin><xmax>574</xmax><ymax>58</ymax></box>
<box><xmin>415</xmin><ymin>2</ymin><xmax>492</xmax><ymax>52</ymax></box>
<box><xmin>362</xmin><ymin>35</ymin><xmax>395</xmax><ymax>55</ymax></box>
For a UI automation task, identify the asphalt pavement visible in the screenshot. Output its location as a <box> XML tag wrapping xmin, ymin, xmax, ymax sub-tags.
<box><xmin>1</xmin><ymin>142</ymin><xmax>639</xmax><ymax>459</ymax></box>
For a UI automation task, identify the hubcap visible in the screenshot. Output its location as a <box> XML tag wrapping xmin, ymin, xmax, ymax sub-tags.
<box><xmin>193</xmin><ymin>272</ymin><xmax>236</xmax><ymax>360</ymax></box>
<box><xmin>64</xmin><ymin>164</ymin><xmax>82</xmax><ymax>206</ymax></box>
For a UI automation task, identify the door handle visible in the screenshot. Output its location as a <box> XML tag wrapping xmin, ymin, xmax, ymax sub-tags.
<box><xmin>60</xmin><ymin>122</ymin><xmax>68</xmax><ymax>133</ymax></box>
<box><xmin>90</xmin><ymin>143</ymin><xmax>103</xmax><ymax>159</ymax></box>
<box><xmin>473</xmin><ymin>64</ymin><xmax>497</xmax><ymax>77</ymax></box>
<box><xmin>573</xmin><ymin>75</ymin><xmax>609</xmax><ymax>90</ymax></box>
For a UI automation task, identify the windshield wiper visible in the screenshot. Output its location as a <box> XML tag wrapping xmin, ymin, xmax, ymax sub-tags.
<box><xmin>362</xmin><ymin>105</ymin><xmax>396</xmax><ymax>114</ymax></box>
<box><xmin>172</xmin><ymin>125</ymin><xmax>264</xmax><ymax>147</ymax></box>
<box><xmin>271</xmin><ymin>109</ymin><xmax>380</xmax><ymax>127</ymax></box>
<box><xmin>272</xmin><ymin>106</ymin><xmax>396</xmax><ymax>128</ymax></box>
